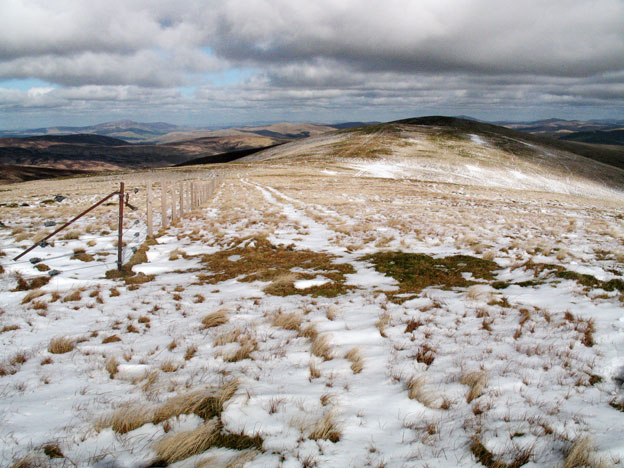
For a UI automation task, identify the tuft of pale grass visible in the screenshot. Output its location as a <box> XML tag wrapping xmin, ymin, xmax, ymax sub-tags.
<box><xmin>376</xmin><ymin>313</ymin><xmax>391</xmax><ymax>337</ymax></box>
<box><xmin>21</xmin><ymin>289</ymin><xmax>45</xmax><ymax>304</ymax></box>
<box><xmin>105</xmin><ymin>357</ymin><xmax>119</xmax><ymax>378</ymax></box>
<box><xmin>153</xmin><ymin>381</ymin><xmax>238</xmax><ymax>424</ymax></box>
<box><xmin>311</xmin><ymin>334</ymin><xmax>333</xmax><ymax>361</ymax></box>
<box><xmin>482</xmin><ymin>249</ymin><xmax>497</xmax><ymax>262</ymax></box>
<box><xmin>201</xmin><ymin>309</ymin><xmax>229</xmax><ymax>329</ymax></box>
<box><xmin>461</xmin><ymin>371</ymin><xmax>488</xmax><ymax>403</ymax></box>
<box><xmin>272</xmin><ymin>312</ymin><xmax>302</xmax><ymax>331</ymax></box>
<box><xmin>160</xmin><ymin>359</ymin><xmax>180</xmax><ymax>373</ymax></box>
<box><xmin>466</xmin><ymin>285</ymin><xmax>493</xmax><ymax>302</ymax></box>
<box><xmin>222</xmin><ymin>337</ymin><xmax>257</xmax><ymax>362</ymax></box>
<box><xmin>97</xmin><ymin>403</ymin><xmax>154</xmax><ymax>434</ymax></box>
<box><xmin>48</xmin><ymin>336</ymin><xmax>75</xmax><ymax>354</ymax></box>
<box><xmin>154</xmin><ymin>420</ymin><xmax>219</xmax><ymax>464</ymax></box>
<box><xmin>326</xmin><ymin>304</ymin><xmax>339</xmax><ymax>321</ymax></box>
<box><xmin>223</xmin><ymin>450</ymin><xmax>259</xmax><ymax>468</ymax></box>
<box><xmin>406</xmin><ymin>375</ymin><xmax>441</xmax><ymax>409</ymax></box>
<box><xmin>309</xmin><ymin>410</ymin><xmax>341</xmax><ymax>443</ymax></box>
<box><xmin>184</xmin><ymin>345</ymin><xmax>197</xmax><ymax>361</ymax></box>
<box><xmin>562</xmin><ymin>436</ymin><xmax>611</xmax><ymax>468</ymax></box>
<box><xmin>309</xmin><ymin>359</ymin><xmax>321</xmax><ymax>380</ymax></box>
<box><xmin>345</xmin><ymin>347</ymin><xmax>363</xmax><ymax>374</ymax></box>
<box><xmin>300</xmin><ymin>323</ymin><xmax>319</xmax><ymax>341</ymax></box>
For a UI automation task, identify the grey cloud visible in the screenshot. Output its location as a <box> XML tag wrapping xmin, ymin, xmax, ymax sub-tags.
<box><xmin>0</xmin><ymin>0</ymin><xmax>623</xmax><ymax>124</ymax></box>
<box><xmin>211</xmin><ymin>0</ymin><xmax>624</xmax><ymax>77</ymax></box>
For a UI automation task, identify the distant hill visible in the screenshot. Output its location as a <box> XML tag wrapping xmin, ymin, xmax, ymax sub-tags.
<box><xmin>20</xmin><ymin>134</ymin><xmax>129</xmax><ymax>146</ymax></box>
<box><xmin>0</xmin><ymin>164</ymin><xmax>91</xmax><ymax>183</ymax></box>
<box><xmin>0</xmin><ymin>119</ymin><xmax>185</xmax><ymax>143</ymax></box>
<box><xmin>499</xmin><ymin>118</ymin><xmax>623</xmax><ymax>143</ymax></box>
<box><xmin>395</xmin><ymin>116</ymin><xmax>624</xmax><ymax>170</ymax></box>
<box><xmin>560</xmin><ymin>129</ymin><xmax>624</xmax><ymax>146</ymax></box>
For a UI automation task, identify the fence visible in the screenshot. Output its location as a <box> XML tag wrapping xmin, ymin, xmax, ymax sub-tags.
<box><xmin>6</xmin><ymin>170</ymin><xmax>226</xmax><ymax>277</ymax></box>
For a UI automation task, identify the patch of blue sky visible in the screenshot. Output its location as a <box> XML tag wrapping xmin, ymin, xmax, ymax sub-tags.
<box><xmin>207</xmin><ymin>68</ymin><xmax>255</xmax><ymax>86</ymax></box>
<box><xmin>0</xmin><ymin>78</ymin><xmax>57</xmax><ymax>91</ymax></box>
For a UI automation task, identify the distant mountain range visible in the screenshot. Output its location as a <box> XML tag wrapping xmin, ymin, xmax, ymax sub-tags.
<box><xmin>0</xmin><ymin>119</ymin><xmax>185</xmax><ymax>143</ymax></box>
<box><xmin>497</xmin><ymin>118</ymin><xmax>624</xmax><ymax>144</ymax></box>
<box><xmin>0</xmin><ymin>120</ymin><xmax>377</xmax><ymax>181</ymax></box>
<box><xmin>0</xmin><ymin>117</ymin><xmax>622</xmax><ymax>183</ymax></box>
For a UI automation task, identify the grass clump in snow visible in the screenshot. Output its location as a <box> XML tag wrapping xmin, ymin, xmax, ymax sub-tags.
<box><xmin>562</xmin><ymin>436</ymin><xmax>610</xmax><ymax>468</ymax></box>
<box><xmin>461</xmin><ymin>371</ymin><xmax>488</xmax><ymax>403</ymax></box>
<box><xmin>153</xmin><ymin>381</ymin><xmax>238</xmax><ymax>423</ymax></box>
<box><xmin>48</xmin><ymin>337</ymin><xmax>75</xmax><ymax>354</ymax></box>
<box><xmin>197</xmin><ymin>237</ymin><xmax>354</xmax><ymax>297</ymax></box>
<box><xmin>12</xmin><ymin>275</ymin><xmax>51</xmax><ymax>291</ymax></box>
<box><xmin>362</xmin><ymin>252</ymin><xmax>499</xmax><ymax>301</ymax></box>
<box><xmin>469</xmin><ymin>436</ymin><xmax>531</xmax><ymax>468</ymax></box>
<box><xmin>345</xmin><ymin>347</ymin><xmax>363</xmax><ymax>374</ymax></box>
<box><xmin>311</xmin><ymin>334</ymin><xmax>333</xmax><ymax>361</ymax></box>
<box><xmin>271</xmin><ymin>312</ymin><xmax>302</xmax><ymax>332</ymax></box>
<box><xmin>309</xmin><ymin>410</ymin><xmax>341</xmax><ymax>443</ymax></box>
<box><xmin>154</xmin><ymin>420</ymin><xmax>263</xmax><ymax>465</ymax></box>
<box><xmin>201</xmin><ymin>309</ymin><xmax>229</xmax><ymax>329</ymax></box>
<box><xmin>97</xmin><ymin>403</ymin><xmax>154</xmax><ymax>434</ymax></box>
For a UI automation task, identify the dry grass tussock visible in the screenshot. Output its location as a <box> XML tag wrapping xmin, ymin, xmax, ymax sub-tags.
<box><xmin>271</xmin><ymin>312</ymin><xmax>302</xmax><ymax>331</ymax></box>
<box><xmin>96</xmin><ymin>403</ymin><xmax>154</xmax><ymax>434</ymax></box>
<box><xmin>309</xmin><ymin>410</ymin><xmax>341</xmax><ymax>443</ymax></box>
<box><xmin>154</xmin><ymin>419</ymin><xmax>262</xmax><ymax>464</ymax></box>
<box><xmin>98</xmin><ymin>381</ymin><xmax>239</xmax><ymax>434</ymax></box>
<box><xmin>466</xmin><ymin>284</ymin><xmax>494</xmax><ymax>302</ymax></box>
<box><xmin>461</xmin><ymin>371</ymin><xmax>488</xmax><ymax>403</ymax></box>
<box><xmin>407</xmin><ymin>375</ymin><xmax>442</xmax><ymax>409</ymax></box>
<box><xmin>562</xmin><ymin>436</ymin><xmax>612</xmax><ymax>468</ymax></box>
<box><xmin>154</xmin><ymin>420</ymin><xmax>220</xmax><ymax>464</ymax></box>
<box><xmin>311</xmin><ymin>334</ymin><xmax>333</xmax><ymax>361</ymax></box>
<box><xmin>222</xmin><ymin>334</ymin><xmax>257</xmax><ymax>362</ymax></box>
<box><xmin>48</xmin><ymin>336</ymin><xmax>75</xmax><ymax>354</ymax></box>
<box><xmin>345</xmin><ymin>347</ymin><xmax>363</xmax><ymax>374</ymax></box>
<box><xmin>153</xmin><ymin>381</ymin><xmax>238</xmax><ymax>423</ymax></box>
<box><xmin>201</xmin><ymin>309</ymin><xmax>229</xmax><ymax>329</ymax></box>
<box><xmin>105</xmin><ymin>357</ymin><xmax>119</xmax><ymax>378</ymax></box>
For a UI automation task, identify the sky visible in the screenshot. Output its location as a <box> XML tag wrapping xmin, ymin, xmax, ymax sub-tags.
<box><xmin>0</xmin><ymin>0</ymin><xmax>623</xmax><ymax>129</ymax></box>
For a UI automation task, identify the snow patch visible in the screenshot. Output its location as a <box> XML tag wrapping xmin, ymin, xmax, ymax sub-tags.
<box><xmin>294</xmin><ymin>277</ymin><xmax>330</xmax><ymax>289</ymax></box>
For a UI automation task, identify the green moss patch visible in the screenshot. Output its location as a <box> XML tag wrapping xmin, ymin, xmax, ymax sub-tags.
<box><xmin>361</xmin><ymin>251</ymin><xmax>499</xmax><ymax>299</ymax></box>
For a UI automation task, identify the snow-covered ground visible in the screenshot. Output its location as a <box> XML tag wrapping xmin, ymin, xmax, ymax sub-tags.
<box><xmin>1</xmin><ymin>147</ymin><xmax>624</xmax><ymax>467</ymax></box>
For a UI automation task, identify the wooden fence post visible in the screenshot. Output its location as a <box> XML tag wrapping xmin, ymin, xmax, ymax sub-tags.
<box><xmin>161</xmin><ymin>181</ymin><xmax>168</xmax><ymax>228</ymax></box>
<box><xmin>146</xmin><ymin>181</ymin><xmax>153</xmax><ymax>238</ymax></box>
<box><xmin>117</xmin><ymin>182</ymin><xmax>124</xmax><ymax>270</ymax></box>
<box><xmin>179</xmin><ymin>181</ymin><xmax>184</xmax><ymax>216</ymax></box>
<box><xmin>171</xmin><ymin>181</ymin><xmax>177</xmax><ymax>222</ymax></box>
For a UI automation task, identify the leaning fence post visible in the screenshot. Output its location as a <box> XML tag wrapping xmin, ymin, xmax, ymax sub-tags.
<box><xmin>146</xmin><ymin>181</ymin><xmax>153</xmax><ymax>238</ymax></box>
<box><xmin>161</xmin><ymin>181</ymin><xmax>168</xmax><ymax>229</ymax></box>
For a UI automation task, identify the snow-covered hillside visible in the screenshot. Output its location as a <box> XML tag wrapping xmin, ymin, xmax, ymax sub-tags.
<box><xmin>1</xmin><ymin>130</ymin><xmax>624</xmax><ymax>467</ymax></box>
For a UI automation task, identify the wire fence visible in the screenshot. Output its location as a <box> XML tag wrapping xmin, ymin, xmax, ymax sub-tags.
<box><xmin>0</xmin><ymin>170</ymin><xmax>226</xmax><ymax>281</ymax></box>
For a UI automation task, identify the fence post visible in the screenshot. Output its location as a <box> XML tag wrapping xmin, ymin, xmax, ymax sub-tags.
<box><xmin>147</xmin><ymin>181</ymin><xmax>153</xmax><ymax>238</ymax></box>
<box><xmin>179</xmin><ymin>181</ymin><xmax>184</xmax><ymax>216</ymax></box>
<box><xmin>171</xmin><ymin>181</ymin><xmax>178</xmax><ymax>223</ymax></box>
<box><xmin>161</xmin><ymin>181</ymin><xmax>168</xmax><ymax>229</ymax></box>
<box><xmin>117</xmin><ymin>182</ymin><xmax>124</xmax><ymax>270</ymax></box>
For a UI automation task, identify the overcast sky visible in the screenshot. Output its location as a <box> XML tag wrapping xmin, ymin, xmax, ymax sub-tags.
<box><xmin>0</xmin><ymin>0</ymin><xmax>623</xmax><ymax>128</ymax></box>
